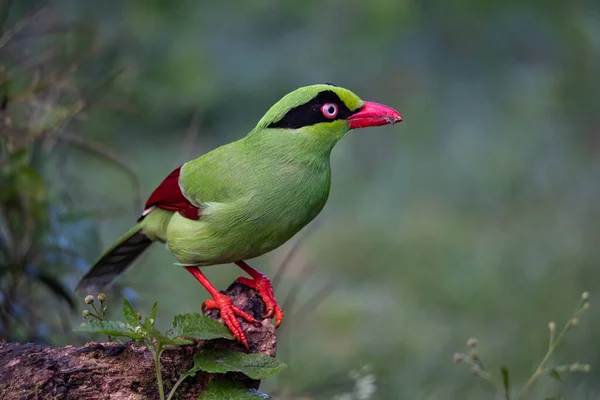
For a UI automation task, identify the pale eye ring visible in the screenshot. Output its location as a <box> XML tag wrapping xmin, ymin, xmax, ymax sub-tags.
<box><xmin>321</xmin><ymin>103</ymin><xmax>338</xmax><ymax>119</ymax></box>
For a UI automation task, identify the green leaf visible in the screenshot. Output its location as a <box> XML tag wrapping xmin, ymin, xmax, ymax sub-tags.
<box><xmin>170</xmin><ymin>313</ymin><xmax>234</xmax><ymax>341</ymax></box>
<box><xmin>122</xmin><ymin>301</ymin><xmax>180</xmax><ymax>345</ymax></box>
<box><xmin>123</xmin><ymin>298</ymin><xmax>140</xmax><ymax>327</ymax></box>
<box><xmin>501</xmin><ymin>366</ymin><xmax>510</xmax><ymax>398</ymax></box>
<box><xmin>144</xmin><ymin>302</ymin><xmax>159</xmax><ymax>329</ymax></box>
<box><xmin>192</xmin><ymin>350</ymin><xmax>286</xmax><ymax>380</ymax></box>
<box><xmin>9</xmin><ymin>148</ymin><xmax>28</xmax><ymax>165</ymax></box>
<box><xmin>73</xmin><ymin>320</ymin><xmax>144</xmax><ymax>340</ymax></box>
<box><xmin>170</xmin><ymin>338</ymin><xmax>194</xmax><ymax>345</ymax></box>
<box><xmin>139</xmin><ymin>322</ymin><xmax>192</xmax><ymax>346</ymax></box>
<box><xmin>548</xmin><ymin>368</ymin><xmax>562</xmax><ymax>382</ymax></box>
<box><xmin>143</xmin><ymin>324</ymin><xmax>173</xmax><ymax>344</ymax></box>
<box><xmin>199</xmin><ymin>380</ymin><xmax>269</xmax><ymax>399</ymax></box>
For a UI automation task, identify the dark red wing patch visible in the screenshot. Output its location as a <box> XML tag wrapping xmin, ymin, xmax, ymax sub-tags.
<box><xmin>139</xmin><ymin>166</ymin><xmax>201</xmax><ymax>221</ymax></box>
<box><xmin>144</xmin><ymin>166</ymin><xmax>187</xmax><ymax>211</ymax></box>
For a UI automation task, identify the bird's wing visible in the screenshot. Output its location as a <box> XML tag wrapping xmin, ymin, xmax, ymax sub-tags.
<box><xmin>139</xmin><ymin>166</ymin><xmax>201</xmax><ymax>221</ymax></box>
<box><xmin>141</xmin><ymin>139</ymin><xmax>249</xmax><ymax>222</ymax></box>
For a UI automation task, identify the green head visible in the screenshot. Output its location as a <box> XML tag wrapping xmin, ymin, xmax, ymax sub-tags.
<box><xmin>252</xmin><ymin>84</ymin><xmax>402</xmax><ymax>148</ymax></box>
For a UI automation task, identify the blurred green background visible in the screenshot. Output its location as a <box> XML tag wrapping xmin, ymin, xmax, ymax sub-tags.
<box><xmin>2</xmin><ymin>0</ymin><xmax>600</xmax><ymax>398</ymax></box>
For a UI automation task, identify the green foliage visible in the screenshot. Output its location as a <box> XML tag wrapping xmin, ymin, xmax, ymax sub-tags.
<box><xmin>453</xmin><ymin>292</ymin><xmax>592</xmax><ymax>399</ymax></box>
<box><xmin>74</xmin><ymin>296</ymin><xmax>285</xmax><ymax>400</ymax></box>
<box><xmin>191</xmin><ymin>350</ymin><xmax>286</xmax><ymax>380</ymax></box>
<box><xmin>0</xmin><ymin>39</ymin><xmax>82</xmax><ymax>342</ymax></box>
<box><xmin>199</xmin><ymin>380</ymin><xmax>270</xmax><ymax>399</ymax></box>
<box><xmin>73</xmin><ymin>319</ymin><xmax>144</xmax><ymax>341</ymax></box>
<box><xmin>122</xmin><ymin>298</ymin><xmax>140</xmax><ymax>327</ymax></box>
<box><xmin>170</xmin><ymin>313</ymin><xmax>234</xmax><ymax>341</ymax></box>
<box><xmin>0</xmin><ymin>2</ymin><xmax>139</xmax><ymax>345</ymax></box>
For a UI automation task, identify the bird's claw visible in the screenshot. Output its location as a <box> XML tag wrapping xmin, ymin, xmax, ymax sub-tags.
<box><xmin>237</xmin><ymin>275</ymin><xmax>284</xmax><ymax>328</ymax></box>
<box><xmin>202</xmin><ymin>293</ymin><xmax>259</xmax><ymax>350</ymax></box>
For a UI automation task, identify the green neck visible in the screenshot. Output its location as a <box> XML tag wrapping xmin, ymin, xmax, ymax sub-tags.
<box><xmin>244</xmin><ymin>120</ymin><xmax>350</xmax><ymax>163</ymax></box>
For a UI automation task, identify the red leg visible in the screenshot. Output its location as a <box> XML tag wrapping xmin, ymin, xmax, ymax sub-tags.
<box><xmin>235</xmin><ymin>261</ymin><xmax>284</xmax><ymax>328</ymax></box>
<box><xmin>185</xmin><ymin>266</ymin><xmax>258</xmax><ymax>350</ymax></box>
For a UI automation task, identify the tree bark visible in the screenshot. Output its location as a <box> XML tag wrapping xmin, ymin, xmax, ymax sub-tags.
<box><xmin>0</xmin><ymin>282</ymin><xmax>276</xmax><ymax>400</ymax></box>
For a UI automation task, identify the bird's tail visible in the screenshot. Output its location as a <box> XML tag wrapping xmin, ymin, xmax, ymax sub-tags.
<box><xmin>75</xmin><ymin>223</ymin><xmax>153</xmax><ymax>295</ymax></box>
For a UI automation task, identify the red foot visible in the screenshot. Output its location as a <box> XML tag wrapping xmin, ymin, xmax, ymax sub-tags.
<box><xmin>202</xmin><ymin>292</ymin><xmax>259</xmax><ymax>350</ymax></box>
<box><xmin>237</xmin><ymin>274</ymin><xmax>284</xmax><ymax>328</ymax></box>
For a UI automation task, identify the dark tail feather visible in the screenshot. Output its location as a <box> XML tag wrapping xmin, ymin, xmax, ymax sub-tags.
<box><xmin>75</xmin><ymin>229</ymin><xmax>153</xmax><ymax>295</ymax></box>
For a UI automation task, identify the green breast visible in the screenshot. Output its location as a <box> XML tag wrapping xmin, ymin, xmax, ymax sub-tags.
<box><xmin>246</xmin><ymin>158</ymin><xmax>331</xmax><ymax>248</ymax></box>
<box><xmin>164</xmin><ymin>132</ymin><xmax>333</xmax><ymax>265</ymax></box>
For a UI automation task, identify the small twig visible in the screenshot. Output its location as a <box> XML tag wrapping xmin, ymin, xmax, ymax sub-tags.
<box><xmin>276</xmin><ymin>261</ymin><xmax>315</xmax><ymax>394</ymax></box>
<box><xmin>89</xmin><ymin>302</ymin><xmax>101</xmax><ymax>318</ymax></box>
<box><xmin>457</xmin><ymin>354</ymin><xmax>501</xmax><ymax>391</ymax></box>
<box><xmin>15</xmin><ymin>211</ymin><xmax>35</xmax><ymax>266</ymax></box>
<box><xmin>53</xmin><ymin>132</ymin><xmax>142</xmax><ymax>215</ymax></box>
<box><xmin>272</xmin><ymin>222</ymin><xmax>319</xmax><ymax>289</ymax></box>
<box><xmin>518</xmin><ymin>297</ymin><xmax>590</xmax><ymax>399</ymax></box>
<box><xmin>178</xmin><ymin>110</ymin><xmax>202</xmax><ymax>163</ymax></box>
<box><xmin>0</xmin><ymin>0</ymin><xmax>14</xmax><ymax>36</ymax></box>
<box><xmin>81</xmin><ymin>67</ymin><xmax>128</xmax><ymax>110</ymax></box>
<box><xmin>280</xmin><ymin>262</ymin><xmax>315</xmax><ymax>315</ymax></box>
<box><xmin>11</xmin><ymin>69</ymin><xmax>41</xmax><ymax>102</ymax></box>
<box><xmin>0</xmin><ymin>6</ymin><xmax>47</xmax><ymax>50</ymax></box>
<box><xmin>0</xmin><ymin>207</ymin><xmax>15</xmax><ymax>260</ymax></box>
<box><xmin>291</xmin><ymin>279</ymin><xmax>335</xmax><ymax>324</ymax></box>
<box><xmin>6</xmin><ymin>21</ymin><xmax>91</xmax><ymax>42</ymax></box>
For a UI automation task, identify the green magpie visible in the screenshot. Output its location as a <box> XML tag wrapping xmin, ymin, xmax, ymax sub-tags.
<box><xmin>76</xmin><ymin>84</ymin><xmax>402</xmax><ymax>349</ymax></box>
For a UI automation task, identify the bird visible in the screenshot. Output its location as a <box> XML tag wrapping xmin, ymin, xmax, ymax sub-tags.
<box><xmin>75</xmin><ymin>84</ymin><xmax>402</xmax><ymax>349</ymax></box>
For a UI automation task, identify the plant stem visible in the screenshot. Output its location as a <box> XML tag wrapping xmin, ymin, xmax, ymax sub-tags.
<box><xmin>460</xmin><ymin>356</ymin><xmax>500</xmax><ymax>391</ymax></box>
<box><xmin>92</xmin><ymin>302</ymin><xmax>113</xmax><ymax>341</ymax></box>
<box><xmin>88</xmin><ymin>312</ymin><xmax>102</xmax><ymax>320</ymax></box>
<box><xmin>518</xmin><ymin>305</ymin><xmax>587</xmax><ymax>399</ymax></box>
<box><xmin>152</xmin><ymin>344</ymin><xmax>166</xmax><ymax>400</ymax></box>
<box><xmin>91</xmin><ymin>303</ymin><xmax>101</xmax><ymax>318</ymax></box>
<box><xmin>166</xmin><ymin>374</ymin><xmax>191</xmax><ymax>400</ymax></box>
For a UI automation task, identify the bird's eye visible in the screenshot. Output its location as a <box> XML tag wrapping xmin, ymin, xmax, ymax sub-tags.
<box><xmin>320</xmin><ymin>103</ymin><xmax>338</xmax><ymax>119</ymax></box>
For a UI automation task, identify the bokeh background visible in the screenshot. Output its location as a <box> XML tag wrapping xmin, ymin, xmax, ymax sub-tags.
<box><xmin>2</xmin><ymin>0</ymin><xmax>600</xmax><ymax>398</ymax></box>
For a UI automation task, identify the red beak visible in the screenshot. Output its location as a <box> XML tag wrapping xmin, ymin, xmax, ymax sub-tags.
<box><xmin>347</xmin><ymin>101</ymin><xmax>403</xmax><ymax>129</ymax></box>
